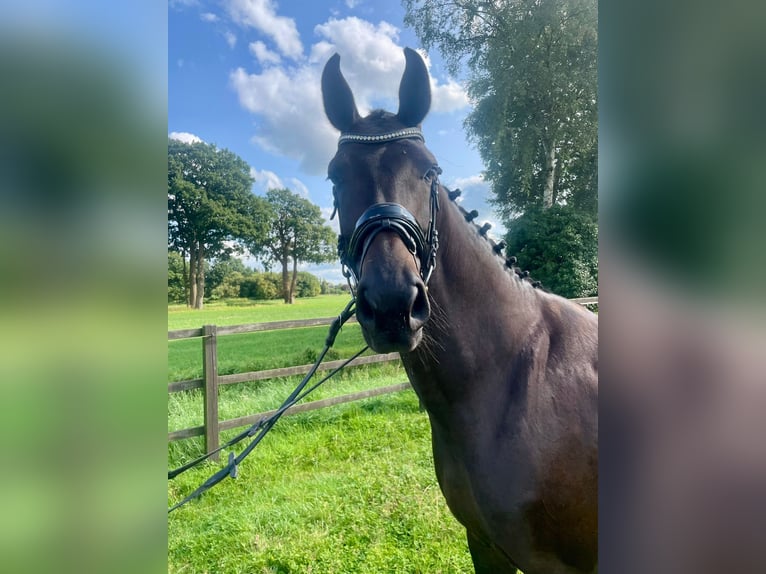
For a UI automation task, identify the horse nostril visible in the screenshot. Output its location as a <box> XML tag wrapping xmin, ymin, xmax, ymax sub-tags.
<box><xmin>356</xmin><ymin>279</ymin><xmax>429</xmax><ymax>334</ymax></box>
<box><xmin>409</xmin><ymin>283</ymin><xmax>430</xmax><ymax>329</ymax></box>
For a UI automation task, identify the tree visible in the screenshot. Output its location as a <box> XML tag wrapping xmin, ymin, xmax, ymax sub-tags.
<box><xmin>168</xmin><ymin>250</ymin><xmax>187</xmax><ymax>303</ymax></box>
<box><xmin>205</xmin><ymin>256</ymin><xmax>250</xmax><ymax>296</ymax></box>
<box><xmin>295</xmin><ymin>272</ymin><xmax>321</xmax><ymax>298</ymax></box>
<box><xmin>404</xmin><ymin>0</ymin><xmax>597</xmax><ymax>220</ymax></box>
<box><xmin>240</xmin><ymin>273</ymin><xmax>282</xmax><ymax>300</ymax></box>
<box><xmin>168</xmin><ymin>138</ymin><xmax>270</xmax><ymax>309</ymax></box>
<box><xmin>257</xmin><ymin>188</ymin><xmax>336</xmax><ymax>304</ymax></box>
<box><xmin>210</xmin><ymin>271</ymin><xmax>246</xmax><ymax>300</ymax></box>
<box><xmin>505</xmin><ymin>205</ymin><xmax>598</xmax><ymax>298</ymax></box>
<box><xmin>320</xmin><ymin>279</ymin><xmax>346</xmax><ymax>295</ymax></box>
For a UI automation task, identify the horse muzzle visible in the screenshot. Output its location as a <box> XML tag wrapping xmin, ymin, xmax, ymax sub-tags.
<box><xmin>353</xmin><ymin>234</ymin><xmax>431</xmax><ymax>353</ymax></box>
<box><xmin>338</xmin><ymin>200</ymin><xmax>437</xmax><ymax>353</ymax></box>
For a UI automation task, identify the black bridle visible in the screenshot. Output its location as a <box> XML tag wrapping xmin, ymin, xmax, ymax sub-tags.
<box><xmin>333</xmin><ymin>128</ymin><xmax>442</xmax><ymax>293</ymax></box>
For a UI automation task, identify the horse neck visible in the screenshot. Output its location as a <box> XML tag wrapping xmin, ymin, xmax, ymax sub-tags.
<box><xmin>403</xmin><ymin>191</ymin><xmax>540</xmax><ymax>401</ymax></box>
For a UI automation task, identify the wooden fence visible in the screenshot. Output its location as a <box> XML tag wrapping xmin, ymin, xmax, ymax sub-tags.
<box><xmin>168</xmin><ymin>297</ymin><xmax>598</xmax><ymax>458</ymax></box>
<box><xmin>168</xmin><ymin>316</ymin><xmax>406</xmax><ymax>458</ymax></box>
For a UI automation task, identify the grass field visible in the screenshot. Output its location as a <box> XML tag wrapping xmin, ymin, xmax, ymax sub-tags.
<box><xmin>168</xmin><ymin>294</ymin><xmax>357</xmax><ymax>331</ymax></box>
<box><xmin>168</xmin><ymin>296</ymin><xmax>473</xmax><ymax>573</ymax></box>
<box><xmin>168</xmin><ymin>294</ymin><xmax>393</xmax><ymax>432</ymax></box>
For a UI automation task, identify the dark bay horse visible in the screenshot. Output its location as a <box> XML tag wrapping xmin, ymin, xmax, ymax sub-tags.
<box><xmin>321</xmin><ymin>48</ymin><xmax>598</xmax><ymax>574</ymax></box>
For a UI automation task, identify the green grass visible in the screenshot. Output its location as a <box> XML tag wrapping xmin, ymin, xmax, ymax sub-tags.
<box><xmin>168</xmin><ymin>393</ymin><xmax>473</xmax><ymax>573</ymax></box>
<box><xmin>168</xmin><ymin>362</ymin><xmax>405</xmax><ymax>438</ymax></box>
<box><xmin>168</xmin><ymin>294</ymin><xmax>383</xmax><ymax>434</ymax></box>
<box><xmin>168</xmin><ymin>297</ymin><xmax>473</xmax><ymax>572</ymax></box>
<box><xmin>168</xmin><ymin>294</ymin><xmax>354</xmax><ymax>331</ymax></box>
<box><xmin>169</xmin><ymin>323</ymin><xmax>372</xmax><ymax>383</ymax></box>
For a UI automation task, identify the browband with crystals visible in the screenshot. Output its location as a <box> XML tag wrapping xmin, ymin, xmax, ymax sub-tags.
<box><xmin>338</xmin><ymin>127</ymin><xmax>424</xmax><ymax>145</ymax></box>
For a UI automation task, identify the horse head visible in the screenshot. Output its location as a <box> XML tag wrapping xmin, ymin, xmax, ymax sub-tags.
<box><xmin>322</xmin><ymin>48</ymin><xmax>438</xmax><ymax>353</ymax></box>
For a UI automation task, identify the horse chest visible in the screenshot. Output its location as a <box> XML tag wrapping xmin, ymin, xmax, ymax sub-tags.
<box><xmin>428</xmin><ymin>411</ymin><xmax>535</xmax><ymax>536</ymax></box>
<box><xmin>427</xmin><ymin>396</ymin><xmax>598</xmax><ymax>573</ymax></box>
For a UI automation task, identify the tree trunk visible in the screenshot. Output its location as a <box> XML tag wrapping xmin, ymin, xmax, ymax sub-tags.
<box><xmin>281</xmin><ymin>256</ymin><xmax>291</xmax><ymax>304</ymax></box>
<box><xmin>543</xmin><ymin>141</ymin><xmax>557</xmax><ymax>209</ymax></box>
<box><xmin>188</xmin><ymin>243</ymin><xmax>197</xmax><ymax>308</ymax></box>
<box><xmin>194</xmin><ymin>245</ymin><xmax>205</xmax><ymax>309</ymax></box>
<box><xmin>289</xmin><ymin>257</ymin><xmax>299</xmax><ymax>304</ymax></box>
<box><xmin>182</xmin><ymin>250</ymin><xmax>190</xmax><ymax>307</ymax></box>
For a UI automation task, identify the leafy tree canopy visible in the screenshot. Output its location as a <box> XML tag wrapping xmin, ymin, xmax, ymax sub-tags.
<box><xmin>205</xmin><ymin>256</ymin><xmax>251</xmax><ymax>295</ymax></box>
<box><xmin>168</xmin><ymin>138</ymin><xmax>271</xmax><ymax>308</ymax></box>
<box><xmin>168</xmin><ymin>250</ymin><xmax>186</xmax><ymax>304</ymax></box>
<box><xmin>505</xmin><ymin>205</ymin><xmax>598</xmax><ymax>298</ymax></box>
<box><xmin>404</xmin><ymin>0</ymin><xmax>597</xmax><ymax>220</ymax></box>
<box><xmin>168</xmin><ymin>138</ymin><xmax>270</xmax><ymax>257</ymax></box>
<box><xmin>256</xmin><ymin>188</ymin><xmax>336</xmax><ymax>304</ymax></box>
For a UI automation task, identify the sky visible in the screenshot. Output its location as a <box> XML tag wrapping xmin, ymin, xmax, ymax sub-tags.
<box><xmin>169</xmin><ymin>0</ymin><xmax>501</xmax><ymax>283</ymax></box>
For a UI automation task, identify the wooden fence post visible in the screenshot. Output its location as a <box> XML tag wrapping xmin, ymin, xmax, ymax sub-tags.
<box><xmin>202</xmin><ymin>324</ymin><xmax>220</xmax><ymax>460</ymax></box>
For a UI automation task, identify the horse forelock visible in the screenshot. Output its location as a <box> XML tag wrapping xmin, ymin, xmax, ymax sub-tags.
<box><xmin>346</xmin><ymin>109</ymin><xmax>408</xmax><ymax>135</ymax></box>
<box><xmin>367</xmin><ymin>109</ymin><xmax>393</xmax><ymax>120</ymax></box>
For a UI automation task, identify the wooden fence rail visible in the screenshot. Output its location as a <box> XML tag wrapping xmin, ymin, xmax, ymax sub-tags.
<box><xmin>168</xmin><ymin>297</ymin><xmax>597</xmax><ymax>458</ymax></box>
<box><xmin>168</xmin><ymin>315</ymin><xmax>403</xmax><ymax>459</ymax></box>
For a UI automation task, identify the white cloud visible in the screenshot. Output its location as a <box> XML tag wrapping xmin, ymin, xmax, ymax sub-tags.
<box><xmin>320</xmin><ymin>206</ymin><xmax>341</xmax><ymax>234</ymax></box>
<box><xmin>431</xmin><ymin>77</ymin><xmax>470</xmax><ymax>112</ymax></box>
<box><xmin>170</xmin><ymin>0</ymin><xmax>199</xmax><ymax>8</ymax></box>
<box><xmin>447</xmin><ymin>173</ymin><xmax>488</xmax><ymax>206</ymax></box>
<box><xmin>225</xmin><ymin>0</ymin><xmax>303</xmax><ymax>60</ymax></box>
<box><xmin>249</xmin><ymin>41</ymin><xmax>281</xmax><ymax>66</ymax></box>
<box><xmin>224</xmin><ymin>31</ymin><xmax>237</xmax><ymax>48</ymax></box>
<box><xmin>309</xmin><ymin>23</ymin><xmax>469</xmax><ymax>114</ymax></box>
<box><xmin>250</xmin><ymin>169</ymin><xmax>313</xmax><ymax>206</ymax></box>
<box><xmin>250</xmin><ymin>167</ymin><xmax>283</xmax><ymax>191</ymax></box>
<box><xmin>287</xmin><ymin>177</ymin><xmax>309</xmax><ymax>197</ymax></box>
<box><xmin>231</xmin><ymin>64</ymin><xmax>338</xmax><ymax>174</ymax></box>
<box><xmin>201</xmin><ymin>12</ymin><xmax>219</xmax><ymax>22</ymax></box>
<box><xmin>169</xmin><ymin>131</ymin><xmax>203</xmax><ymax>144</ymax></box>
<box><xmin>451</xmin><ymin>174</ymin><xmax>486</xmax><ymax>190</ymax></box>
<box><xmin>311</xmin><ymin>18</ymin><xmax>404</xmax><ymax>114</ymax></box>
<box><xmin>230</xmin><ymin>16</ymin><xmax>471</xmax><ymax>176</ymax></box>
<box><xmin>444</xmin><ymin>173</ymin><xmax>506</xmax><ymax>236</ymax></box>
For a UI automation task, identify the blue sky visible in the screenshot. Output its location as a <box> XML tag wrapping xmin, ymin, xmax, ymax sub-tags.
<box><xmin>169</xmin><ymin>0</ymin><xmax>500</xmax><ymax>282</ymax></box>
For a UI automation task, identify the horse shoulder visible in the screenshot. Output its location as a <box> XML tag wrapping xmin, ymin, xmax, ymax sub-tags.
<box><xmin>514</xmin><ymin>294</ymin><xmax>599</xmax><ymax>572</ymax></box>
<box><xmin>538</xmin><ymin>294</ymin><xmax>598</xmax><ymax>391</ymax></box>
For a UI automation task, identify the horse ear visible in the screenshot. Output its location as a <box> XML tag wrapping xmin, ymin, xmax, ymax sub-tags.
<box><xmin>397</xmin><ymin>48</ymin><xmax>431</xmax><ymax>127</ymax></box>
<box><xmin>322</xmin><ymin>53</ymin><xmax>360</xmax><ymax>132</ymax></box>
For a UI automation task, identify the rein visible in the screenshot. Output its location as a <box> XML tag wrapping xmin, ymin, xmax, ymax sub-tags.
<box><xmin>168</xmin><ymin>299</ymin><xmax>364</xmax><ymax>513</ymax></box>
<box><xmin>334</xmin><ymin>127</ymin><xmax>441</xmax><ymax>293</ymax></box>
